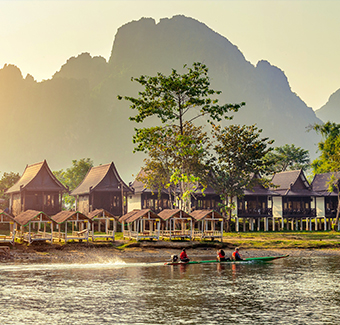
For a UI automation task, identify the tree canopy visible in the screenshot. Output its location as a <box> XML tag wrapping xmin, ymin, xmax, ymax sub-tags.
<box><xmin>263</xmin><ymin>144</ymin><xmax>310</xmax><ymax>174</ymax></box>
<box><xmin>311</xmin><ymin>122</ymin><xmax>340</xmax><ymax>227</ymax></box>
<box><xmin>54</xmin><ymin>158</ymin><xmax>93</xmax><ymax>209</ymax></box>
<box><xmin>119</xmin><ymin>62</ymin><xmax>245</xmax><ymax>212</ymax></box>
<box><xmin>311</xmin><ymin>122</ymin><xmax>340</xmax><ymax>174</ymax></box>
<box><xmin>209</xmin><ymin>124</ymin><xmax>274</xmax><ymax>230</ymax></box>
<box><xmin>0</xmin><ymin>172</ymin><xmax>20</xmax><ymax>210</ymax></box>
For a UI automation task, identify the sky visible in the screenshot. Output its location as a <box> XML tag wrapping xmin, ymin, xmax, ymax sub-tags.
<box><xmin>0</xmin><ymin>0</ymin><xmax>339</xmax><ymax>110</ymax></box>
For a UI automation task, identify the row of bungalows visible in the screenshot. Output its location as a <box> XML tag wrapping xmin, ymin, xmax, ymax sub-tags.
<box><xmin>129</xmin><ymin>169</ymin><xmax>340</xmax><ymax>232</ymax></box>
<box><xmin>2</xmin><ymin>159</ymin><xmax>340</xmax><ymax>237</ymax></box>
<box><xmin>119</xmin><ymin>209</ymin><xmax>225</xmax><ymax>241</ymax></box>
<box><xmin>0</xmin><ymin>209</ymin><xmax>118</xmax><ymax>245</ymax></box>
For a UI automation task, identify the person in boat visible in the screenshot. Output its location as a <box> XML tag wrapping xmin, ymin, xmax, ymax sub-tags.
<box><xmin>232</xmin><ymin>247</ymin><xmax>243</xmax><ymax>261</ymax></box>
<box><xmin>217</xmin><ymin>249</ymin><xmax>230</xmax><ymax>262</ymax></box>
<box><xmin>179</xmin><ymin>248</ymin><xmax>190</xmax><ymax>263</ymax></box>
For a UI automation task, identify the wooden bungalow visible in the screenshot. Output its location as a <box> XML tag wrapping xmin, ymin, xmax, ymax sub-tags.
<box><xmin>158</xmin><ymin>209</ymin><xmax>193</xmax><ymax>240</ymax></box>
<box><xmin>71</xmin><ymin>162</ymin><xmax>133</xmax><ymax>217</ymax></box>
<box><xmin>87</xmin><ymin>209</ymin><xmax>118</xmax><ymax>241</ymax></box>
<box><xmin>237</xmin><ymin>174</ymin><xmax>279</xmax><ymax>232</ymax></box>
<box><xmin>51</xmin><ymin>211</ymin><xmax>90</xmax><ymax>242</ymax></box>
<box><xmin>191</xmin><ymin>185</ymin><xmax>221</xmax><ymax>211</ymax></box>
<box><xmin>311</xmin><ymin>172</ymin><xmax>340</xmax><ymax>230</ymax></box>
<box><xmin>191</xmin><ymin>210</ymin><xmax>224</xmax><ymax>241</ymax></box>
<box><xmin>14</xmin><ymin>210</ymin><xmax>53</xmax><ymax>244</ymax></box>
<box><xmin>0</xmin><ymin>210</ymin><xmax>16</xmax><ymax>245</ymax></box>
<box><xmin>119</xmin><ymin>209</ymin><xmax>161</xmax><ymax>241</ymax></box>
<box><xmin>128</xmin><ymin>170</ymin><xmax>172</xmax><ymax>213</ymax></box>
<box><xmin>5</xmin><ymin>160</ymin><xmax>67</xmax><ymax>216</ymax></box>
<box><xmin>271</xmin><ymin>170</ymin><xmax>319</xmax><ymax>231</ymax></box>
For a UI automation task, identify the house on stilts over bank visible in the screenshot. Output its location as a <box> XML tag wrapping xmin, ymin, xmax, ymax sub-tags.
<box><xmin>5</xmin><ymin>160</ymin><xmax>67</xmax><ymax>216</ymax></box>
<box><xmin>271</xmin><ymin>169</ymin><xmax>320</xmax><ymax>231</ymax></box>
<box><xmin>71</xmin><ymin>162</ymin><xmax>133</xmax><ymax>217</ymax></box>
<box><xmin>311</xmin><ymin>172</ymin><xmax>340</xmax><ymax>231</ymax></box>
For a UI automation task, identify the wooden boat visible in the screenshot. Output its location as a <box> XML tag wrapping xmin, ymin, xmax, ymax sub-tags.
<box><xmin>164</xmin><ymin>255</ymin><xmax>289</xmax><ymax>265</ymax></box>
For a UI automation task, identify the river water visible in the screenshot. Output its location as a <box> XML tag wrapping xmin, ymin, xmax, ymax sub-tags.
<box><xmin>0</xmin><ymin>255</ymin><xmax>339</xmax><ymax>324</ymax></box>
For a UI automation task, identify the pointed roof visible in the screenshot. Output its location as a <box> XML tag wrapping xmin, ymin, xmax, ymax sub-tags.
<box><xmin>0</xmin><ymin>210</ymin><xmax>16</xmax><ymax>222</ymax></box>
<box><xmin>271</xmin><ymin>169</ymin><xmax>319</xmax><ymax>196</ymax></box>
<box><xmin>130</xmin><ymin>169</ymin><xmax>168</xmax><ymax>194</ymax></box>
<box><xmin>87</xmin><ymin>209</ymin><xmax>118</xmax><ymax>220</ymax></box>
<box><xmin>158</xmin><ymin>209</ymin><xmax>192</xmax><ymax>221</ymax></box>
<box><xmin>190</xmin><ymin>209</ymin><xmax>224</xmax><ymax>221</ymax></box>
<box><xmin>243</xmin><ymin>173</ymin><xmax>279</xmax><ymax>196</ymax></box>
<box><xmin>71</xmin><ymin>162</ymin><xmax>133</xmax><ymax>196</ymax></box>
<box><xmin>119</xmin><ymin>209</ymin><xmax>159</xmax><ymax>223</ymax></box>
<box><xmin>14</xmin><ymin>210</ymin><xmax>52</xmax><ymax>226</ymax></box>
<box><xmin>51</xmin><ymin>211</ymin><xmax>89</xmax><ymax>224</ymax></box>
<box><xmin>5</xmin><ymin>160</ymin><xmax>67</xmax><ymax>194</ymax></box>
<box><xmin>311</xmin><ymin>172</ymin><xmax>340</xmax><ymax>196</ymax></box>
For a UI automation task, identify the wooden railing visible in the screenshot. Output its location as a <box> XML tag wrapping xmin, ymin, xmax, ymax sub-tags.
<box><xmin>237</xmin><ymin>208</ymin><xmax>272</xmax><ymax>217</ymax></box>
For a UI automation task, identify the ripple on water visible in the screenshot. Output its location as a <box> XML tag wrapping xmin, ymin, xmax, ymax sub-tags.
<box><xmin>1</xmin><ymin>256</ymin><xmax>340</xmax><ymax>324</ymax></box>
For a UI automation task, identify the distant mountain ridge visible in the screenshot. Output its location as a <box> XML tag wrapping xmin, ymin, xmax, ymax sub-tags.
<box><xmin>315</xmin><ymin>88</ymin><xmax>340</xmax><ymax>123</ymax></box>
<box><xmin>0</xmin><ymin>15</ymin><xmax>324</xmax><ymax>180</ymax></box>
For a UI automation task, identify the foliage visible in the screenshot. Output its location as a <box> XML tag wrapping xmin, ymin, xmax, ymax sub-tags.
<box><xmin>136</xmin><ymin>123</ymin><xmax>210</xmax><ymax>210</ymax></box>
<box><xmin>0</xmin><ymin>172</ymin><xmax>20</xmax><ymax>210</ymax></box>
<box><xmin>263</xmin><ymin>144</ymin><xmax>310</xmax><ymax>174</ymax></box>
<box><xmin>311</xmin><ymin>122</ymin><xmax>340</xmax><ymax>174</ymax></box>
<box><xmin>311</xmin><ymin>122</ymin><xmax>340</xmax><ymax>228</ymax></box>
<box><xmin>209</xmin><ymin>124</ymin><xmax>274</xmax><ymax>230</ymax></box>
<box><xmin>118</xmin><ymin>62</ymin><xmax>245</xmax><ymax>135</ymax></box>
<box><xmin>119</xmin><ymin>63</ymin><xmax>244</xmax><ymax>212</ymax></box>
<box><xmin>54</xmin><ymin>158</ymin><xmax>93</xmax><ymax>209</ymax></box>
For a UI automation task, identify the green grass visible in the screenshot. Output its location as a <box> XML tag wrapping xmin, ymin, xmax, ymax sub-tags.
<box><xmin>221</xmin><ymin>231</ymin><xmax>340</xmax><ymax>249</ymax></box>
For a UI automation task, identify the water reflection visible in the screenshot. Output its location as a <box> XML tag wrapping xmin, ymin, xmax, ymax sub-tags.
<box><xmin>1</xmin><ymin>256</ymin><xmax>340</xmax><ymax>324</ymax></box>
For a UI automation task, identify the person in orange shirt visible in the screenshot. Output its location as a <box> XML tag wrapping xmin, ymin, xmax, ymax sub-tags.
<box><xmin>232</xmin><ymin>247</ymin><xmax>243</xmax><ymax>261</ymax></box>
<box><xmin>179</xmin><ymin>248</ymin><xmax>190</xmax><ymax>262</ymax></box>
<box><xmin>217</xmin><ymin>249</ymin><xmax>230</xmax><ymax>262</ymax></box>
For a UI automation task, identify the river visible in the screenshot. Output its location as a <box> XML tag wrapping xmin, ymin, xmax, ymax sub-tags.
<box><xmin>0</xmin><ymin>256</ymin><xmax>339</xmax><ymax>324</ymax></box>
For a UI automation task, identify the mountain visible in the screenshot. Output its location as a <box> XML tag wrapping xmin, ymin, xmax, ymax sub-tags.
<box><xmin>315</xmin><ymin>88</ymin><xmax>340</xmax><ymax>123</ymax></box>
<box><xmin>0</xmin><ymin>15</ymin><xmax>323</xmax><ymax>181</ymax></box>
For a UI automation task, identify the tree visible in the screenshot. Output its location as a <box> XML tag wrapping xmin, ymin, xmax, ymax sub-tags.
<box><xmin>54</xmin><ymin>158</ymin><xmax>93</xmax><ymax>209</ymax></box>
<box><xmin>263</xmin><ymin>144</ymin><xmax>310</xmax><ymax>174</ymax></box>
<box><xmin>311</xmin><ymin>122</ymin><xmax>340</xmax><ymax>227</ymax></box>
<box><xmin>0</xmin><ymin>172</ymin><xmax>20</xmax><ymax>210</ymax></box>
<box><xmin>118</xmin><ymin>62</ymin><xmax>245</xmax><ymax>211</ymax></box>
<box><xmin>311</xmin><ymin>122</ymin><xmax>340</xmax><ymax>174</ymax></box>
<box><xmin>136</xmin><ymin>122</ymin><xmax>210</xmax><ymax>211</ymax></box>
<box><xmin>209</xmin><ymin>124</ymin><xmax>274</xmax><ymax>231</ymax></box>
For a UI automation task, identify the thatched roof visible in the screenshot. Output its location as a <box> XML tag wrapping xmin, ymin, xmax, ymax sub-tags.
<box><xmin>271</xmin><ymin>169</ymin><xmax>319</xmax><ymax>197</ymax></box>
<box><xmin>6</xmin><ymin>160</ymin><xmax>67</xmax><ymax>194</ymax></box>
<box><xmin>190</xmin><ymin>210</ymin><xmax>224</xmax><ymax>221</ymax></box>
<box><xmin>311</xmin><ymin>172</ymin><xmax>340</xmax><ymax>196</ymax></box>
<box><xmin>0</xmin><ymin>210</ymin><xmax>16</xmax><ymax>222</ymax></box>
<box><xmin>119</xmin><ymin>209</ymin><xmax>159</xmax><ymax>223</ymax></box>
<box><xmin>71</xmin><ymin>162</ymin><xmax>133</xmax><ymax>196</ymax></box>
<box><xmin>158</xmin><ymin>209</ymin><xmax>191</xmax><ymax>221</ymax></box>
<box><xmin>51</xmin><ymin>211</ymin><xmax>89</xmax><ymax>224</ymax></box>
<box><xmin>14</xmin><ymin>210</ymin><xmax>52</xmax><ymax>226</ymax></box>
<box><xmin>87</xmin><ymin>209</ymin><xmax>118</xmax><ymax>220</ymax></box>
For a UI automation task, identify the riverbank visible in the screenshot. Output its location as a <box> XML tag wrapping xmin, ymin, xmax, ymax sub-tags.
<box><xmin>1</xmin><ymin>232</ymin><xmax>340</xmax><ymax>263</ymax></box>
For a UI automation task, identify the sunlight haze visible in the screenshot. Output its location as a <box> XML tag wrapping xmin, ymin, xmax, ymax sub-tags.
<box><xmin>0</xmin><ymin>0</ymin><xmax>339</xmax><ymax>109</ymax></box>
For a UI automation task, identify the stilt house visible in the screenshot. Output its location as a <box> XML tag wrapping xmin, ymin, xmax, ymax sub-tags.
<box><xmin>5</xmin><ymin>160</ymin><xmax>67</xmax><ymax>216</ymax></box>
<box><xmin>128</xmin><ymin>170</ymin><xmax>171</xmax><ymax>213</ymax></box>
<box><xmin>311</xmin><ymin>172</ymin><xmax>340</xmax><ymax>230</ymax></box>
<box><xmin>237</xmin><ymin>174</ymin><xmax>279</xmax><ymax>231</ymax></box>
<box><xmin>271</xmin><ymin>170</ymin><xmax>319</xmax><ymax>230</ymax></box>
<box><xmin>71</xmin><ymin>162</ymin><xmax>133</xmax><ymax>216</ymax></box>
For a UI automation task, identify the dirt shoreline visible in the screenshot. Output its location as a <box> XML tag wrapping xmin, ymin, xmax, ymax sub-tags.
<box><xmin>1</xmin><ymin>241</ymin><xmax>340</xmax><ymax>263</ymax></box>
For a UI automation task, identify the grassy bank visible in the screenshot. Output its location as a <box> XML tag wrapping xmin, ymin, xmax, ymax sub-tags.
<box><xmin>220</xmin><ymin>231</ymin><xmax>340</xmax><ymax>249</ymax></box>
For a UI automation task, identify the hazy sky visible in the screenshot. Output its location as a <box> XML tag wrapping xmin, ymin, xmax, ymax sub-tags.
<box><xmin>1</xmin><ymin>0</ymin><xmax>339</xmax><ymax>110</ymax></box>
